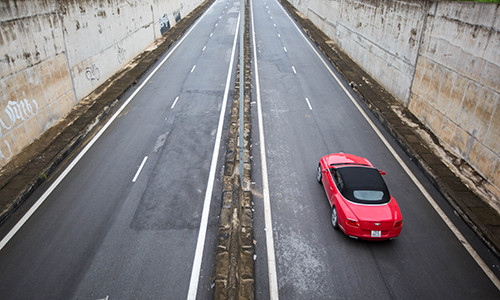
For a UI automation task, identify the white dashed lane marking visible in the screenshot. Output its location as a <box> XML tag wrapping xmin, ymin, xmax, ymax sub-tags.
<box><xmin>171</xmin><ymin>96</ymin><xmax>180</xmax><ymax>109</ymax></box>
<box><xmin>132</xmin><ymin>156</ymin><xmax>148</xmax><ymax>183</ymax></box>
<box><xmin>305</xmin><ymin>98</ymin><xmax>312</xmax><ymax>110</ymax></box>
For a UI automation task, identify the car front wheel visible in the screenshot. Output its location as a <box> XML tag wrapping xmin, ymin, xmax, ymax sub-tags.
<box><xmin>317</xmin><ymin>164</ymin><xmax>322</xmax><ymax>183</ymax></box>
<box><xmin>331</xmin><ymin>206</ymin><xmax>338</xmax><ymax>230</ymax></box>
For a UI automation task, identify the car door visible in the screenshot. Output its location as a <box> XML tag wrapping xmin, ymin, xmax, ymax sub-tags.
<box><xmin>325</xmin><ymin>168</ymin><xmax>337</xmax><ymax>207</ymax></box>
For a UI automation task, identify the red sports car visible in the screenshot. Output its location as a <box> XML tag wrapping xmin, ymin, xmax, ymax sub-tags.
<box><xmin>317</xmin><ymin>153</ymin><xmax>403</xmax><ymax>240</ymax></box>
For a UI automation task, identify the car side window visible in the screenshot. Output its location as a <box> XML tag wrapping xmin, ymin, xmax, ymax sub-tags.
<box><xmin>336</xmin><ymin>170</ymin><xmax>344</xmax><ymax>193</ymax></box>
<box><xmin>330</xmin><ymin>168</ymin><xmax>339</xmax><ymax>187</ymax></box>
<box><xmin>328</xmin><ymin>169</ymin><xmax>335</xmax><ymax>183</ymax></box>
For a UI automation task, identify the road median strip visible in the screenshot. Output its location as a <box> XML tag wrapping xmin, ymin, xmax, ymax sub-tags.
<box><xmin>214</xmin><ymin>0</ymin><xmax>255</xmax><ymax>299</ymax></box>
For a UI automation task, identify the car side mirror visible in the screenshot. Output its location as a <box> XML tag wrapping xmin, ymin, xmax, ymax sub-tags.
<box><xmin>379</xmin><ymin>170</ymin><xmax>386</xmax><ymax>175</ymax></box>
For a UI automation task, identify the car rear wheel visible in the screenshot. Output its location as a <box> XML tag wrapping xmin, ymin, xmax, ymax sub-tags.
<box><xmin>317</xmin><ymin>164</ymin><xmax>322</xmax><ymax>183</ymax></box>
<box><xmin>331</xmin><ymin>206</ymin><xmax>338</xmax><ymax>230</ymax></box>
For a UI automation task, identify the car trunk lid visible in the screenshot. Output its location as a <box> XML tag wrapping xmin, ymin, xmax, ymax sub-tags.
<box><xmin>349</xmin><ymin>202</ymin><xmax>395</xmax><ymax>230</ymax></box>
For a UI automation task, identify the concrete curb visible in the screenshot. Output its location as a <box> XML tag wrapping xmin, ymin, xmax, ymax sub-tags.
<box><xmin>0</xmin><ymin>0</ymin><xmax>216</xmax><ymax>226</ymax></box>
<box><xmin>279</xmin><ymin>0</ymin><xmax>500</xmax><ymax>257</ymax></box>
<box><xmin>214</xmin><ymin>0</ymin><xmax>255</xmax><ymax>299</ymax></box>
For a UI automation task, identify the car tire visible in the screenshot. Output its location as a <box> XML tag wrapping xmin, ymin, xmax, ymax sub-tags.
<box><xmin>317</xmin><ymin>164</ymin><xmax>322</xmax><ymax>183</ymax></box>
<box><xmin>331</xmin><ymin>206</ymin><xmax>338</xmax><ymax>230</ymax></box>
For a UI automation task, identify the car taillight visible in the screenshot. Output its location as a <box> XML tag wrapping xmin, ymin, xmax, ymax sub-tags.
<box><xmin>346</xmin><ymin>219</ymin><xmax>359</xmax><ymax>227</ymax></box>
<box><xmin>394</xmin><ymin>220</ymin><xmax>402</xmax><ymax>228</ymax></box>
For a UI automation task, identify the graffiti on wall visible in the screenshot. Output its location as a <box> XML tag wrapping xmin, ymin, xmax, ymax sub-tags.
<box><xmin>0</xmin><ymin>98</ymin><xmax>39</xmax><ymax>160</ymax></box>
<box><xmin>174</xmin><ymin>10</ymin><xmax>181</xmax><ymax>23</ymax></box>
<box><xmin>117</xmin><ymin>45</ymin><xmax>127</xmax><ymax>63</ymax></box>
<box><xmin>85</xmin><ymin>64</ymin><xmax>101</xmax><ymax>85</ymax></box>
<box><xmin>159</xmin><ymin>14</ymin><xmax>170</xmax><ymax>35</ymax></box>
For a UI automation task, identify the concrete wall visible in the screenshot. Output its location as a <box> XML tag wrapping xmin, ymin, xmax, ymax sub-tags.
<box><xmin>288</xmin><ymin>0</ymin><xmax>500</xmax><ymax>193</ymax></box>
<box><xmin>293</xmin><ymin>0</ymin><xmax>426</xmax><ymax>103</ymax></box>
<box><xmin>0</xmin><ymin>0</ymin><xmax>203</xmax><ymax>167</ymax></box>
<box><xmin>410</xmin><ymin>2</ymin><xmax>500</xmax><ymax>190</ymax></box>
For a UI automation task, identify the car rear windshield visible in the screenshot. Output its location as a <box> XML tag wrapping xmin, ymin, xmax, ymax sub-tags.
<box><xmin>336</xmin><ymin>166</ymin><xmax>390</xmax><ymax>204</ymax></box>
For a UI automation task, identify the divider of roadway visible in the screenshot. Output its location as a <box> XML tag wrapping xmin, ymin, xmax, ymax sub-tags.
<box><xmin>213</xmin><ymin>0</ymin><xmax>255</xmax><ymax>299</ymax></box>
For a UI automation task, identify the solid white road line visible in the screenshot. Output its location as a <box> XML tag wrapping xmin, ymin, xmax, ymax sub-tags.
<box><xmin>0</xmin><ymin>0</ymin><xmax>215</xmax><ymax>252</ymax></box>
<box><xmin>276</xmin><ymin>0</ymin><xmax>500</xmax><ymax>290</ymax></box>
<box><xmin>250</xmin><ymin>0</ymin><xmax>280</xmax><ymax>298</ymax></box>
<box><xmin>132</xmin><ymin>156</ymin><xmax>148</xmax><ymax>182</ymax></box>
<box><xmin>186</xmin><ymin>12</ymin><xmax>241</xmax><ymax>300</ymax></box>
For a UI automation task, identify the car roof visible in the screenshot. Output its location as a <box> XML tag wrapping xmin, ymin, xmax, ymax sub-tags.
<box><xmin>336</xmin><ymin>166</ymin><xmax>390</xmax><ymax>204</ymax></box>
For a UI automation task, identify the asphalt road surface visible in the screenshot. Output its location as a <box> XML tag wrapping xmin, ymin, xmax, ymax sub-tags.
<box><xmin>249</xmin><ymin>0</ymin><xmax>500</xmax><ymax>299</ymax></box>
<box><xmin>0</xmin><ymin>0</ymin><xmax>239</xmax><ymax>298</ymax></box>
